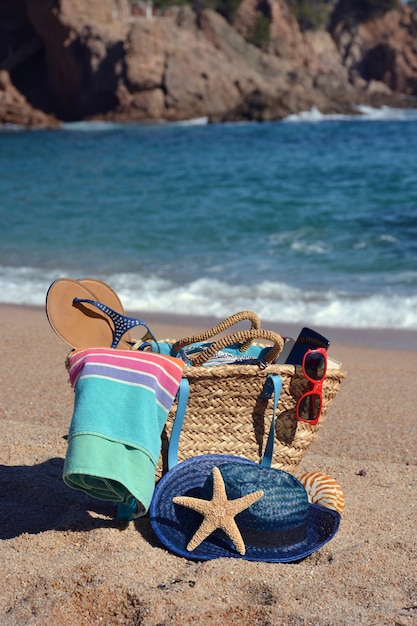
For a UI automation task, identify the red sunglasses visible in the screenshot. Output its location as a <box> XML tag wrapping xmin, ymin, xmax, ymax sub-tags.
<box><xmin>296</xmin><ymin>348</ymin><xmax>327</xmax><ymax>426</ymax></box>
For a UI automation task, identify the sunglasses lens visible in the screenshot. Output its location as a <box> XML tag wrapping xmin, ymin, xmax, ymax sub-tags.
<box><xmin>304</xmin><ymin>352</ymin><xmax>326</xmax><ymax>381</ymax></box>
<box><xmin>298</xmin><ymin>393</ymin><xmax>321</xmax><ymax>422</ymax></box>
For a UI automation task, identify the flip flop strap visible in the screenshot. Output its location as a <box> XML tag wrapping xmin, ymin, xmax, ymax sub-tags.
<box><xmin>73</xmin><ymin>297</ymin><xmax>157</xmax><ymax>349</ymax></box>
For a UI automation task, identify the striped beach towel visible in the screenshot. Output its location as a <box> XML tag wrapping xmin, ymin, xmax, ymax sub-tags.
<box><xmin>63</xmin><ymin>348</ymin><xmax>185</xmax><ymax>517</ymax></box>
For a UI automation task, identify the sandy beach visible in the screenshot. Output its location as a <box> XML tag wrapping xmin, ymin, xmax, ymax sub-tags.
<box><xmin>0</xmin><ymin>303</ymin><xmax>416</xmax><ymax>626</ymax></box>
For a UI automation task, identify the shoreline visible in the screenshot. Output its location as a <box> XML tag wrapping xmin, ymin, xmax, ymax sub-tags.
<box><xmin>5</xmin><ymin>301</ymin><xmax>417</xmax><ymax>352</ymax></box>
<box><xmin>2</xmin><ymin>102</ymin><xmax>417</xmax><ymax>131</ymax></box>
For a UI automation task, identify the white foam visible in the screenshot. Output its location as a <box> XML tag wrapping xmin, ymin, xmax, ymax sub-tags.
<box><xmin>283</xmin><ymin>104</ymin><xmax>417</xmax><ymax>123</ymax></box>
<box><xmin>0</xmin><ymin>123</ymin><xmax>26</xmax><ymax>132</ymax></box>
<box><xmin>2</xmin><ymin>266</ymin><xmax>417</xmax><ymax>330</ymax></box>
<box><xmin>283</xmin><ymin>106</ymin><xmax>351</xmax><ymax>123</ymax></box>
<box><xmin>0</xmin><ymin>267</ymin><xmax>63</xmax><ymax>305</ymax></box>
<box><xmin>354</xmin><ymin>105</ymin><xmax>417</xmax><ymax>121</ymax></box>
<box><xmin>61</xmin><ymin>116</ymin><xmax>209</xmax><ymax>132</ymax></box>
<box><xmin>171</xmin><ymin>116</ymin><xmax>209</xmax><ymax>126</ymax></box>
<box><xmin>85</xmin><ymin>274</ymin><xmax>417</xmax><ymax>330</ymax></box>
<box><xmin>61</xmin><ymin>121</ymin><xmax>126</xmax><ymax>132</ymax></box>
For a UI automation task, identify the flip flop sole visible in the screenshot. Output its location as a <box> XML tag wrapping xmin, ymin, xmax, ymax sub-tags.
<box><xmin>78</xmin><ymin>278</ymin><xmax>125</xmax><ymax>313</ymax></box>
<box><xmin>46</xmin><ymin>278</ymin><xmax>122</xmax><ymax>349</ymax></box>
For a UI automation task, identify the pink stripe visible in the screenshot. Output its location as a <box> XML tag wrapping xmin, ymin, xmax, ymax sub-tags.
<box><xmin>84</xmin><ymin>352</ymin><xmax>183</xmax><ymax>392</ymax></box>
<box><xmin>68</xmin><ymin>348</ymin><xmax>184</xmax><ymax>393</ymax></box>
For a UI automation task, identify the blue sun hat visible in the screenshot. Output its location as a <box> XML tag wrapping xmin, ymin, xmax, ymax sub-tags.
<box><xmin>149</xmin><ymin>454</ymin><xmax>341</xmax><ymax>562</ymax></box>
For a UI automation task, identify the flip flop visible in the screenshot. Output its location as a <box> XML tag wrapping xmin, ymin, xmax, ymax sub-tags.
<box><xmin>75</xmin><ymin>278</ymin><xmax>158</xmax><ymax>348</ymax></box>
<box><xmin>46</xmin><ymin>278</ymin><xmax>157</xmax><ymax>350</ymax></box>
<box><xmin>77</xmin><ymin>278</ymin><xmax>132</xmax><ymax>344</ymax></box>
<box><xmin>46</xmin><ymin>278</ymin><xmax>120</xmax><ymax>349</ymax></box>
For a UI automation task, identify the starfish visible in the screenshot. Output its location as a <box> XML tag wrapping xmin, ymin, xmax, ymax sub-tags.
<box><xmin>173</xmin><ymin>466</ymin><xmax>264</xmax><ymax>555</ymax></box>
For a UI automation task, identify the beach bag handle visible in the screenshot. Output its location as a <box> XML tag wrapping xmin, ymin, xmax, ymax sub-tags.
<box><xmin>167</xmin><ymin>374</ymin><xmax>283</xmax><ymax>471</ymax></box>
<box><xmin>183</xmin><ymin>328</ymin><xmax>285</xmax><ymax>367</ymax></box>
<box><xmin>171</xmin><ymin>311</ymin><xmax>261</xmax><ymax>355</ymax></box>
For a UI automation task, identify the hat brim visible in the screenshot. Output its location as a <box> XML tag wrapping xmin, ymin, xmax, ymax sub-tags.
<box><xmin>150</xmin><ymin>455</ymin><xmax>340</xmax><ymax>563</ymax></box>
<box><xmin>46</xmin><ymin>277</ymin><xmax>131</xmax><ymax>350</ymax></box>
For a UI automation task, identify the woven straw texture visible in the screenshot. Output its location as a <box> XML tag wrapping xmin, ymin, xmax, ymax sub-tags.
<box><xmin>157</xmin><ymin>325</ymin><xmax>346</xmax><ymax>477</ymax></box>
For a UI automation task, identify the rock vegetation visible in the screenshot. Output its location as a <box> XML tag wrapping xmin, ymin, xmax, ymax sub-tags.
<box><xmin>0</xmin><ymin>0</ymin><xmax>416</xmax><ymax>127</ymax></box>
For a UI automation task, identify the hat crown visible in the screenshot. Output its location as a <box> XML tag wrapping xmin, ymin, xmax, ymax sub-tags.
<box><xmin>202</xmin><ymin>462</ymin><xmax>309</xmax><ymax>532</ymax></box>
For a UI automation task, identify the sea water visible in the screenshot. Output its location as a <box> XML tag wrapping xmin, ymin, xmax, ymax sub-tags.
<box><xmin>1</xmin><ymin>105</ymin><xmax>417</xmax><ymax>330</ymax></box>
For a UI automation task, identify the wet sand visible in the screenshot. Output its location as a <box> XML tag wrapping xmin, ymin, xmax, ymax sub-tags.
<box><xmin>0</xmin><ymin>304</ymin><xmax>416</xmax><ymax>625</ymax></box>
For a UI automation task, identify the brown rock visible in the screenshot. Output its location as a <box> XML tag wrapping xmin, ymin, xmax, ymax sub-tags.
<box><xmin>331</xmin><ymin>3</ymin><xmax>417</xmax><ymax>95</ymax></box>
<box><xmin>124</xmin><ymin>9</ymin><xmax>272</xmax><ymax>122</ymax></box>
<box><xmin>1</xmin><ymin>0</ymin><xmax>417</xmax><ymax>126</ymax></box>
<box><xmin>0</xmin><ymin>69</ymin><xmax>58</xmax><ymax>128</ymax></box>
<box><xmin>24</xmin><ymin>0</ymin><xmax>129</xmax><ymax>119</ymax></box>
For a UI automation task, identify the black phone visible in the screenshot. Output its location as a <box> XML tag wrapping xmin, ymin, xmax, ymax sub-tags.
<box><xmin>284</xmin><ymin>327</ymin><xmax>330</xmax><ymax>366</ymax></box>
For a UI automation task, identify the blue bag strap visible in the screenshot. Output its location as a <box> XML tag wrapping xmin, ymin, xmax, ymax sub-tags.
<box><xmin>167</xmin><ymin>374</ymin><xmax>282</xmax><ymax>471</ymax></box>
<box><xmin>260</xmin><ymin>374</ymin><xmax>282</xmax><ymax>468</ymax></box>
<box><xmin>167</xmin><ymin>378</ymin><xmax>190</xmax><ymax>471</ymax></box>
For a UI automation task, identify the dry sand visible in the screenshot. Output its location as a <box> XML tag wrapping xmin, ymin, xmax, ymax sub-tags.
<box><xmin>0</xmin><ymin>304</ymin><xmax>416</xmax><ymax>625</ymax></box>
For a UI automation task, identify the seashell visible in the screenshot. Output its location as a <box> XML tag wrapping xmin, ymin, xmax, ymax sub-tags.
<box><xmin>299</xmin><ymin>472</ymin><xmax>345</xmax><ymax>514</ymax></box>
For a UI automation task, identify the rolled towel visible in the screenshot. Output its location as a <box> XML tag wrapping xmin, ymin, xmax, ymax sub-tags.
<box><xmin>63</xmin><ymin>348</ymin><xmax>185</xmax><ymax>517</ymax></box>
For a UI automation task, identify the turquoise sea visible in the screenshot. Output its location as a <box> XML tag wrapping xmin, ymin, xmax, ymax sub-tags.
<box><xmin>1</xmin><ymin>105</ymin><xmax>417</xmax><ymax>332</ymax></box>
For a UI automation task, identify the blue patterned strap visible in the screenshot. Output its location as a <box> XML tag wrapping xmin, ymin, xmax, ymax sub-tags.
<box><xmin>73</xmin><ymin>297</ymin><xmax>158</xmax><ymax>349</ymax></box>
<box><xmin>167</xmin><ymin>374</ymin><xmax>282</xmax><ymax>471</ymax></box>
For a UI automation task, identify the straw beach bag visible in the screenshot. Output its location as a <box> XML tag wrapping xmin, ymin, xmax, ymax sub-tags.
<box><xmin>156</xmin><ymin>314</ymin><xmax>346</xmax><ymax>476</ymax></box>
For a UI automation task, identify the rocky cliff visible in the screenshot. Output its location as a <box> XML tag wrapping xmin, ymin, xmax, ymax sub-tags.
<box><xmin>0</xmin><ymin>0</ymin><xmax>416</xmax><ymax>127</ymax></box>
<box><xmin>0</xmin><ymin>69</ymin><xmax>59</xmax><ymax>128</ymax></box>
